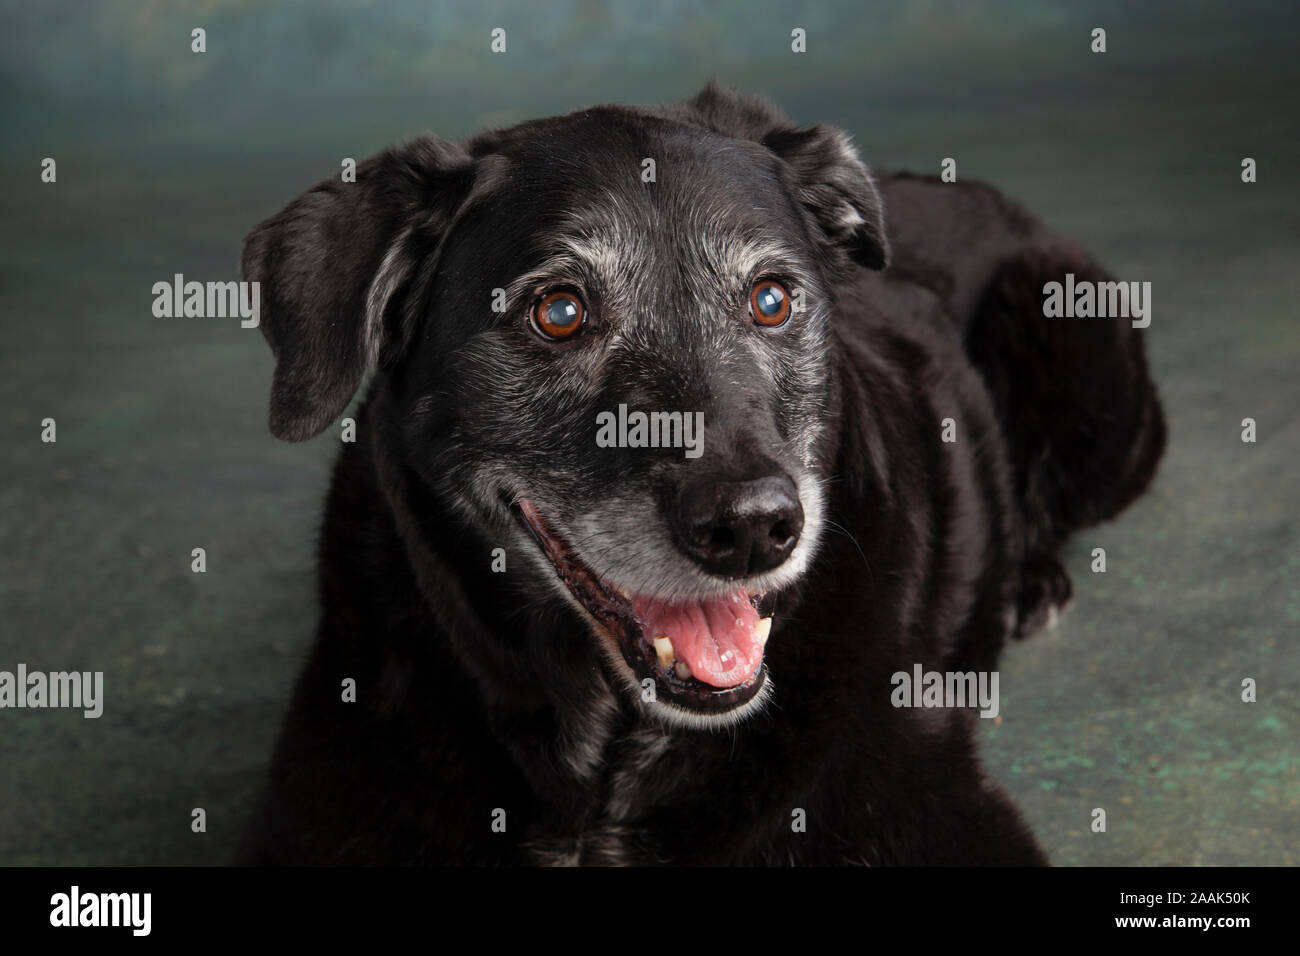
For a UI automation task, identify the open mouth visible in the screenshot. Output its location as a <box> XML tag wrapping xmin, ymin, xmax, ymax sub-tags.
<box><xmin>514</xmin><ymin>499</ymin><xmax>772</xmax><ymax>714</ymax></box>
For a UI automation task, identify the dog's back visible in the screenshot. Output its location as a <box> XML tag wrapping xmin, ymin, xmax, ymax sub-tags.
<box><xmin>850</xmin><ymin>172</ymin><xmax>1166</xmax><ymax>666</ymax></box>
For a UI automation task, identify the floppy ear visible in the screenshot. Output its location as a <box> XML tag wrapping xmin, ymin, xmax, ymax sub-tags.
<box><xmin>673</xmin><ymin>83</ymin><xmax>890</xmax><ymax>273</ymax></box>
<box><xmin>760</xmin><ymin>125</ymin><xmax>890</xmax><ymax>272</ymax></box>
<box><xmin>241</xmin><ymin>135</ymin><xmax>479</xmax><ymax>441</ymax></box>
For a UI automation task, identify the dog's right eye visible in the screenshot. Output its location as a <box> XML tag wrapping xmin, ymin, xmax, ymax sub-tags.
<box><xmin>531</xmin><ymin>290</ymin><xmax>587</xmax><ymax>340</ymax></box>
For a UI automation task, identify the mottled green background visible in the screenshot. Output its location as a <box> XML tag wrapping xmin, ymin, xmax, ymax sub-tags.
<box><xmin>1</xmin><ymin>0</ymin><xmax>1296</xmax><ymax>865</ymax></box>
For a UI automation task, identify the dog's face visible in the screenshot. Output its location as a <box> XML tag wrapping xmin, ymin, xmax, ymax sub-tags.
<box><xmin>244</xmin><ymin>86</ymin><xmax>888</xmax><ymax>727</ymax></box>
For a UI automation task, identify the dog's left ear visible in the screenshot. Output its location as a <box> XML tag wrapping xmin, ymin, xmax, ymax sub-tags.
<box><xmin>242</xmin><ymin>135</ymin><xmax>483</xmax><ymax>441</ymax></box>
<box><xmin>672</xmin><ymin>83</ymin><xmax>890</xmax><ymax>273</ymax></box>
<box><xmin>761</xmin><ymin>125</ymin><xmax>890</xmax><ymax>272</ymax></box>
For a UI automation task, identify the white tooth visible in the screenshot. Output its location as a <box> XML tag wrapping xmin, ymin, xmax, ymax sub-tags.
<box><xmin>755</xmin><ymin>617</ymin><xmax>772</xmax><ymax>648</ymax></box>
<box><xmin>675</xmin><ymin>660</ymin><xmax>692</xmax><ymax>680</ymax></box>
<box><xmin>653</xmin><ymin>636</ymin><xmax>674</xmax><ymax>666</ymax></box>
<box><xmin>614</xmin><ymin>584</ymin><xmax>630</xmax><ymax>599</ymax></box>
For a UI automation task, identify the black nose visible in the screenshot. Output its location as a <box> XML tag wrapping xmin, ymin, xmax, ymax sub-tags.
<box><xmin>674</xmin><ymin>476</ymin><xmax>804</xmax><ymax>576</ymax></box>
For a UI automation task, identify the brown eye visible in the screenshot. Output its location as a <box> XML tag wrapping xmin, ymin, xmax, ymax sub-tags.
<box><xmin>749</xmin><ymin>280</ymin><xmax>791</xmax><ymax>327</ymax></box>
<box><xmin>532</xmin><ymin>290</ymin><xmax>586</xmax><ymax>340</ymax></box>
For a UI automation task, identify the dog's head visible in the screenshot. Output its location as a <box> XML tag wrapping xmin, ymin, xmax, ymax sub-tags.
<box><xmin>243</xmin><ymin>84</ymin><xmax>888</xmax><ymax>727</ymax></box>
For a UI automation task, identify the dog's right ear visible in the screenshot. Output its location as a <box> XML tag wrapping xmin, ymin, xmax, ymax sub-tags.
<box><xmin>241</xmin><ymin>135</ymin><xmax>479</xmax><ymax>441</ymax></box>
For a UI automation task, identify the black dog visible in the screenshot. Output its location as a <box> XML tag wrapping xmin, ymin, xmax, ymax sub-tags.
<box><xmin>240</xmin><ymin>84</ymin><xmax>1164</xmax><ymax>865</ymax></box>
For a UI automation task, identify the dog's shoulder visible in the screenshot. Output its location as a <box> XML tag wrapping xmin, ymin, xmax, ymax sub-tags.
<box><xmin>865</xmin><ymin>172</ymin><xmax>1060</xmax><ymax>324</ymax></box>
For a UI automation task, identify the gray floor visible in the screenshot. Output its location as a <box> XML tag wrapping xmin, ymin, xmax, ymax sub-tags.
<box><xmin>1</xmin><ymin>1</ymin><xmax>1296</xmax><ymax>865</ymax></box>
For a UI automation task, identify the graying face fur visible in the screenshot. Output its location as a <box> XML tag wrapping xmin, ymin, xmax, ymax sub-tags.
<box><xmin>408</xmin><ymin>124</ymin><xmax>839</xmax><ymax>608</ymax></box>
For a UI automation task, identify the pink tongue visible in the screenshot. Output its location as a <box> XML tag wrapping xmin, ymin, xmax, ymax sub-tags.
<box><xmin>632</xmin><ymin>589</ymin><xmax>763</xmax><ymax>688</ymax></box>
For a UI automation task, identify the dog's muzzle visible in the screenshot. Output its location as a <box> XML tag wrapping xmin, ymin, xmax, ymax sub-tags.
<box><xmin>514</xmin><ymin>498</ymin><xmax>775</xmax><ymax>715</ymax></box>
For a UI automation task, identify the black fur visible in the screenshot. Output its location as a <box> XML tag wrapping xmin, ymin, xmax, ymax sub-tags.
<box><xmin>239</xmin><ymin>85</ymin><xmax>1164</xmax><ymax>865</ymax></box>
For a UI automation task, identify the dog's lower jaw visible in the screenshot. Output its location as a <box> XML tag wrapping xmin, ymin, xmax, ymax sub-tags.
<box><xmin>633</xmin><ymin>663</ymin><xmax>776</xmax><ymax>731</ymax></box>
<box><xmin>594</xmin><ymin>615</ymin><xmax>777</xmax><ymax>730</ymax></box>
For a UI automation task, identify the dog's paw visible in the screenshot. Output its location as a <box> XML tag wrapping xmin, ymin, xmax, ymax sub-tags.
<box><xmin>1014</xmin><ymin>551</ymin><xmax>1073</xmax><ymax>638</ymax></box>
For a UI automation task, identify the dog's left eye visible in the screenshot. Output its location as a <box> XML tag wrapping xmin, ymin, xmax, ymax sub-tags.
<box><xmin>749</xmin><ymin>280</ymin><xmax>791</xmax><ymax>327</ymax></box>
<box><xmin>532</xmin><ymin>290</ymin><xmax>587</xmax><ymax>340</ymax></box>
